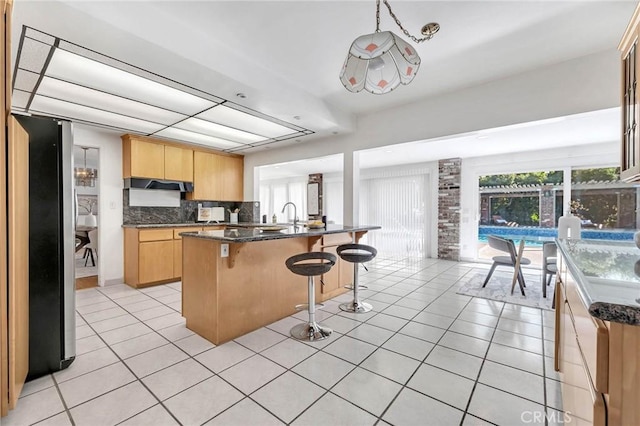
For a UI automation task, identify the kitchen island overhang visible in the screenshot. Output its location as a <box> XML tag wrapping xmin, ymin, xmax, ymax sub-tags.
<box><xmin>180</xmin><ymin>224</ymin><xmax>380</xmax><ymax>345</ymax></box>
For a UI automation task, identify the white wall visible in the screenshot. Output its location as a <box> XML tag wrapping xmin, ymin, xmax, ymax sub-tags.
<box><xmin>73</xmin><ymin>125</ymin><xmax>123</xmax><ymax>286</ymax></box>
<box><xmin>244</xmin><ymin>49</ymin><xmax>621</xmax><ymax>224</ymax></box>
<box><xmin>459</xmin><ymin>141</ymin><xmax>619</xmax><ymax>261</ymax></box>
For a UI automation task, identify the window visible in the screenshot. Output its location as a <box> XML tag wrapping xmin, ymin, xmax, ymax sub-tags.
<box><xmin>259</xmin><ymin>178</ymin><xmax>307</xmax><ymax>222</ymax></box>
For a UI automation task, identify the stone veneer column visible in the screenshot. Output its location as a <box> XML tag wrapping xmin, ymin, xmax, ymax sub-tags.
<box><xmin>540</xmin><ymin>185</ymin><xmax>556</xmax><ymax>228</ymax></box>
<box><xmin>438</xmin><ymin>158</ymin><xmax>461</xmax><ymax>261</ymax></box>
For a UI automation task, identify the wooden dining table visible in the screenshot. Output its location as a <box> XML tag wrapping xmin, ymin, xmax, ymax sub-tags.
<box><xmin>501</xmin><ymin>234</ymin><xmax>556</xmax><ymax>295</ymax></box>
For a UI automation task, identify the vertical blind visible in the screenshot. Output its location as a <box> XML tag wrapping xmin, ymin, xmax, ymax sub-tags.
<box><xmin>359</xmin><ymin>166</ymin><xmax>430</xmax><ymax>257</ymax></box>
<box><xmin>259</xmin><ymin>178</ymin><xmax>308</xmax><ymax>222</ymax></box>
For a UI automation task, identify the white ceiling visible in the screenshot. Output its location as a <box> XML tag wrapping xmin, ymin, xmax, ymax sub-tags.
<box><xmin>258</xmin><ymin>107</ymin><xmax>620</xmax><ymax>179</ymax></box>
<box><xmin>11</xmin><ymin>1</ymin><xmax>637</xmax><ymax>150</ymax></box>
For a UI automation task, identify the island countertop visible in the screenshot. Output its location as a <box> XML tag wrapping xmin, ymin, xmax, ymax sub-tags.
<box><xmin>180</xmin><ymin>224</ymin><xmax>381</xmax><ymax>243</ymax></box>
<box><xmin>557</xmin><ymin>238</ymin><xmax>640</xmax><ymax>325</ymax></box>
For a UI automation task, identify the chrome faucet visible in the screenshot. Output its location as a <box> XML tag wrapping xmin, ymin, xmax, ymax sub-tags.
<box><xmin>281</xmin><ymin>202</ymin><xmax>298</xmax><ymax>227</ymax></box>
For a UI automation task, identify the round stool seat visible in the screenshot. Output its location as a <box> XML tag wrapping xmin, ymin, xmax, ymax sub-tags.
<box><xmin>286</xmin><ymin>252</ymin><xmax>336</xmax><ymax>277</ymax></box>
<box><xmin>336</xmin><ymin>244</ymin><xmax>377</xmax><ymax>264</ymax></box>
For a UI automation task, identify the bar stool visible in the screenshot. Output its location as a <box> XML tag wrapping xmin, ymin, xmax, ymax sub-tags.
<box><xmin>337</xmin><ymin>244</ymin><xmax>377</xmax><ymax>313</ymax></box>
<box><xmin>286</xmin><ymin>252</ymin><xmax>337</xmax><ymax>341</ymax></box>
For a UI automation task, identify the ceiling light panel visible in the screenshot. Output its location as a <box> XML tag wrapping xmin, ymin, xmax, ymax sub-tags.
<box><xmin>16</xmin><ymin>37</ymin><xmax>52</xmax><ymax>73</ymax></box>
<box><xmin>197</xmin><ymin>106</ymin><xmax>296</xmax><ymax>138</ymax></box>
<box><xmin>174</xmin><ymin>117</ymin><xmax>268</xmax><ymax>144</ymax></box>
<box><xmin>154</xmin><ymin>127</ymin><xmax>245</xmax><ymax>150</ymax></box>
<box><xmin>46</xmin><ymin>49</ymin><xmax>217</xmax><ymax>115</ymax></box>
<box><xmin>37</xmin><ymin>77</ymin><xmax>187</xmax><ymax>125</ymax></box>
<box><xmin>30</xmin><ymin>95</ymin><xmax>166</xmax><ymax>134</ymax></box>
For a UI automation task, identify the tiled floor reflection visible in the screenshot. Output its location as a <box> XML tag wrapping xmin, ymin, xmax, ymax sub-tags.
<box><xmin>6</xmin><ymin>258</ymin><xmax>562</xmax><ymax>425</ymax></box>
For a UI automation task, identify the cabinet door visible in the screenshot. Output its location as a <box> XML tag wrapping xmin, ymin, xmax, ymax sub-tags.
<box><xmin>165</xmin><ymin>145</ymin><xmax>193</xmax><ymax>182</ymax></box>
<box><xmin>622</xmin><ymin>33</ymin><xmax>640</xmax><ymax>181</ymax></box>
<box><xmin>129</xmin><ymin>139</ymin><xmax>165</xmax><ymax>179</ymax></box>
<box><xmin>221</xmin><ymin>155</ymin><xmax>243</xmax><ymax>201</ymax></box>
<box><xmin>139</xmin><ymin>241</ymin><xmax>174</xmax><ymax>283</ymax></box>
<box><xmin>192</xmin><ymin>151</ymin><xmax>223</xmax><ymax>200</ymax></box>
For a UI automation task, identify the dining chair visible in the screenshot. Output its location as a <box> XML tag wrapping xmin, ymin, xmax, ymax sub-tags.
<box><xmin>482</xmin><ymin>235</ymin><xmax>530</xmax><ymax>296</ymax></box>
<box><xmin>84</xmin><ymin>229</ymin><xmax>98</xmax><ymax>267</ymax></box>
<box><xmin>541</xmin><ymin>241</ymin><xmax>557</xmax><ymax>298</ymax></box>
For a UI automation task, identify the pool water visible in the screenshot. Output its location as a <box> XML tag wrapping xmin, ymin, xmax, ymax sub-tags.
<box><xmin>478</xmin><ymin>225</ymin><xmax>635</xmax><ymax>244</ymax></box>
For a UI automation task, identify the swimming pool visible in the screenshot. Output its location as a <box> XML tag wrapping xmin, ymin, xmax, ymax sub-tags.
<box><xmin>478</xmin><ymin>225</ymin><xmax>635</xmax><ymax>242</ymax></box>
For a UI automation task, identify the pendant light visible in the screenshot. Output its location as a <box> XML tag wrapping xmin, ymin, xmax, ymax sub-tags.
<box><xmin>75</xmin><ymin>147</ymin><xmax>98</xmax><ymax>187</ymax></box>
<box><xmin>340</xmin><ymin>0</ymin><xmax>439</xmax><ymax>95</ymax></box>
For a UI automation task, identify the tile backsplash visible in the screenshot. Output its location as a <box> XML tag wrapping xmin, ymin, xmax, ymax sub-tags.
<box><xmin>122</xmin><ymin>190</ymin><xmax>260</xmax><ymax>224</ymax></box>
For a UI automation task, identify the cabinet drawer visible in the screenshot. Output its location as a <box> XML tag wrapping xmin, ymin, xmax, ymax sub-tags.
<box><xmin>561</xmin><ymin>301</ymin><xmax>607</xmax><ymax>426</ymax></box>
<box><xmin>173</xmin><ymin>227</ymin><xmax>200</xmax><ymax>239</ymax></box>
<box><xmin>322</xmin><ymin>233</ymin><xmax>352</xmax><ymax>247</ymax></box>
<box><xmin>565</xmin><ymin>275</ymin><xmax>609</xmax><ymax>393</ymax></box>
<box><xmin>139</xmin><ymin>229</ymin><xmax>173</xmax><ymax>242</ymax></box>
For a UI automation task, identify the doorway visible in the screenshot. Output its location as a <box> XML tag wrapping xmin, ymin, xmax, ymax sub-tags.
<box><xmin>74</xmin><ymin>146</ymin><xmax>99</xmax><ymax>290</ymax></box>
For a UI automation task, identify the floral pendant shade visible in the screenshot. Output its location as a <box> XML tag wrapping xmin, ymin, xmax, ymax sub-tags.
<box><xmin>340</xmin><ymin>31</ymin><xmax>421</xmax><ymax>95</ymax></box>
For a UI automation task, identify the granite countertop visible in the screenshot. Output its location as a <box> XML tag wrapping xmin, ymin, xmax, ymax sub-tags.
<box><xmin>557</xmin><ymin>238</ymin><xmax>640</xmax><ymax>325</ymax></box>
<box><xmin>180</xmin><ymin>224</ymin><xmax>381</xmax><ymax>242</ymax></box>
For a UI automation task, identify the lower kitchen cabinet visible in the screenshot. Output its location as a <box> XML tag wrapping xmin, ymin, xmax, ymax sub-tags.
<box><xmin>125</xmin><ymin>227</ymin><xmax>202</xmax><ymax>288</ymax></box>
<box><xmin>139</xmin><ymin>240</ymin><xmax>174</xmax><ymax>284</ymax></box>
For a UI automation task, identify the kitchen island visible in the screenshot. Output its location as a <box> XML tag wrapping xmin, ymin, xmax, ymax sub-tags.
<box><xmin>180</xmin><ymin>224</ymin><xmax>380</xmax><ymax>345</ymax></box>
<box><xmin>555</xmin><ymin>239</ymin><xmax>640</xmax><ymax>425</ymax></box>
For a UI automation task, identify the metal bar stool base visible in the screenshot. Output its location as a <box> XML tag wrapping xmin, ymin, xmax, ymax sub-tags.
<box><xmin>290</xmin><ymin>322</ymin><xmax>332</xmax><ymax>341</ymax></box>
<box><xmin>339</xmin><ymin>301</ymin><xmax>373</xmax><ymax>313</ymax></box>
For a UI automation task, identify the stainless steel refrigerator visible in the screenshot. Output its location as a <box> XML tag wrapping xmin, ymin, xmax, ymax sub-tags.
<box><xmin>14</xmin><ymin>114</ymin><xmax>76</xmax><ymax>379</ymax></box>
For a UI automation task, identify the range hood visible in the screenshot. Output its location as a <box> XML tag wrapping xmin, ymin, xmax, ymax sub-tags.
<box><xmin>124</xmin><ymin>178</ymin><xmax>193</xmax><ymax>192</ymax></box>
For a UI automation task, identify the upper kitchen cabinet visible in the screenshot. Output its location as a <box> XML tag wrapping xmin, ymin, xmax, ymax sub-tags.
<box><xmin>189</xmin><ymin>151</ymin><xmax>243</xmax><ymax>201</ymax></box>
<box><xmin>220</xmin><ymin>155</ymin><xmax>244</xmax><ymax>201</ymax></box>
<box><xmin>164</xmin><ymin>145</ymin><xmax>194</xmax><ymax>182</ymax></box>
<box><xmin>122</xmin><ymin>135</ymin><xmax>193</xmax><ymax>182</ymax></box>
<box><xmin>620</xmin><ymin>4</ymin><xmax>640</xmax><ymax>182</ymax></box>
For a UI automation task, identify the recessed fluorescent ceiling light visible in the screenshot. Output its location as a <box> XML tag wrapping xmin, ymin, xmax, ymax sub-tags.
<box><xmin>12</xmin><ymin>27</ymin><xmax>313</xmax><ymax>152</ymax></box>
<box><xmin>155</xmin><ymin>127</ymin><xmax>244</xmax><ymax>149</ymax></box>
<box><xmin>47</xmin><ymin>49</ymin><xmax>216</xmax><ymax>115</ymax></box>
<box><xmin>30</xmin><ymin>95</ymin><xmax>166</xmax><ymax>134</ymax></box>
<box><xmin>175</xmin><ymin>117</ymin><xmax>267</xmax><ymax>144</ymax></box>
<box><xmin>197</xmin><ymin>106</ymin><xmax>294</xmax><ymax>138</ymax></box>
<box><xmin>38</xmin><ymin>77</ymin><xmax>187</xmax><ymax>125</ymax></box>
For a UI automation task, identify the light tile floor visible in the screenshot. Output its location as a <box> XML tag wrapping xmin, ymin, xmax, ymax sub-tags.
<box><xmin>6</xmin><ymin>258</ymin><xmax>565</xmax><ymax>426</ymax></box>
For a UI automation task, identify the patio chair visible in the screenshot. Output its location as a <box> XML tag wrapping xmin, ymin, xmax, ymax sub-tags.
<box><xmin>542</xmin><ymin>241</ymin><xmax>557</xmax><ymax>298</ymax></box>
<box><xmin>482</xmin><ymin>235</ymin><xmax>530</xmax><ymax>296</ymax></box>
<box><xmin>492</xmin><ymin>215</ymin><xmax>508</xmax><ymax>226</ymax></box>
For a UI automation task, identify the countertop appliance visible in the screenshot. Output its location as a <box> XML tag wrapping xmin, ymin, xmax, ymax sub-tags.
<box><xmin>15</xmin><ymin>114</ymin><xmax>76</xmax><ymax>379</ymax></box>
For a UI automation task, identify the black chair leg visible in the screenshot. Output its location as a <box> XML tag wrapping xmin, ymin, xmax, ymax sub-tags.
<box><xmin>84</xmin><ymin>249</ymin><xmax>95</xmax><ymax>267</ymax></box>
<box><xmin>517</xmin><ymin>272</ymin><xmax>526</xmax><ymax>296</ymax></box>
<box><xmin>518</xmin><ymin>268</ymin><xmax>527</xmax><ymax>288</ymax></box>
<box><xmin>482</xmin><ymin>263</ymin><xmax>498</xmax><ymax>287</ymax></box>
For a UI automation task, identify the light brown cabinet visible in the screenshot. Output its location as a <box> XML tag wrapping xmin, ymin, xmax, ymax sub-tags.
<box><xmin>164</xmin><ymin>145</ymin><xmax>194</xmax><ymax>182</ymax></box>
<box><xmin>125</xmin><ymin>225</ymin><xmax>227</xmax><ymax>288</ymax></box>
<box><xmin>190</xmin><ymin>151</ymin><xmax>243</xmax><ymax>201</ymax></box>
<box><xmin>620</xmin><ymin>5</ymin><xmax>640</xmax><ymax>181</ymax></box>
<box><xmin>555</xmin><ymin>250</ymin><xmax>640</xmax><ymax>425</ymax></box>
<box><xmin>122</xmin><ymin>135</ymin><xmax>193</xmax><ymax>182</ymax></box>
<box><xmin>556</xmin><ymin>275</ymin><xmax>608</xmax><ymax>426</ymax></box>
<box><xmin>139</xmin><ymin>240</ymin><xmax>174</xmax><ymax>284</ymax></box>
<box><xmin>220</xmin><ymin>155</ymin><xmax>244</xmax><ymax>201</ymax></box>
